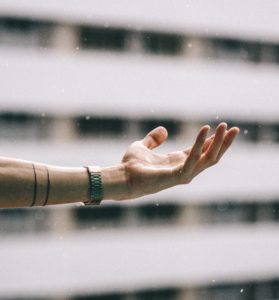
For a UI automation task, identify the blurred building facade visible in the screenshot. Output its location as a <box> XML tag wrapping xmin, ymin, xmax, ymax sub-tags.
<box><xmin>1</xmin><ymin>1</ymin><xmax>279</xmax><ymax>299</ymax></box>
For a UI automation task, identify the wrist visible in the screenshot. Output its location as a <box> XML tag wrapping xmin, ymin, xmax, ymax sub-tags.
<box><xmin>101</xmin><ymin>164</ymin><xmax>128</xmax><ymax>201</ymax></box>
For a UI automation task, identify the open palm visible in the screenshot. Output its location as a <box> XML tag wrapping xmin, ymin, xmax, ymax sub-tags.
<box><xmin>120</xmin><ymin>123</ymin><xmax>239</xmax><ymax>199</ymax></box>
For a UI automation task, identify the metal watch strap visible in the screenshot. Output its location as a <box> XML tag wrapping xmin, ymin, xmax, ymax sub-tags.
<box><xmin>85</xmin><ymin>166</ymin><xmax>103</xmax><ymax>205</ymax></box>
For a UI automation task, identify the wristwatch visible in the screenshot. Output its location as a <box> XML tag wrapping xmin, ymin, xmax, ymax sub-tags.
<box><xmin>85</xmin><ymin>166</ymin><xmax>103</xmax><ymax>205</ymax></box>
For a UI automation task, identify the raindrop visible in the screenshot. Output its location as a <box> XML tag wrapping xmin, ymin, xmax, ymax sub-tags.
<box><xmin>244</xmin><ymin>129</ymin><xmax>248</xmax><ymax>135</ymax></box>
<box><xmin>240</xmin><ymin>288</ymin><xmax>244</xmax><ymax>293</ymax></box>
<box><xmin>85</xmin><ymin>116</ymin><xmax>91</xmax><ymax>120</ymax></box>
<box><xmin>188</xmin><ymin>43</ymin><xmax>193</xmax><ymax>48</ymax></box>
<box><xmin>215</xmin><ymin>116</ymin><xmax>219</xmax><ymax>120</ymax></box>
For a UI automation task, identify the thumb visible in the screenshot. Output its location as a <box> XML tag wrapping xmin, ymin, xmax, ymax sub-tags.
<box><xmin>142</xmin><ymin>126</ymin><xmax>168</xmax><ymax>149</ymax></box>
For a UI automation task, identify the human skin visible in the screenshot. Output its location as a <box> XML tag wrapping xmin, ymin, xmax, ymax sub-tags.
<box><xmin>0</xmin><ymin>122</ymin><xmax>239</xmax><ymax>208</ymax></box>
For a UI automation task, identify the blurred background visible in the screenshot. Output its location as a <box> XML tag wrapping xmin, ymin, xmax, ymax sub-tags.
<box><xmin>1</xmin><ymin>0</ymin><xmax>279</xmax><ymax>299</ymax></box>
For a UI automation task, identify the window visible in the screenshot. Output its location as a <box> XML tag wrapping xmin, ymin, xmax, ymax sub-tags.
<box><xmin>75</xmin><ymin>116</ymin><xmax>127</xmax><ymax>137</ymax></box>
<box><xmin>80</xmin><ymin>26</ymin><xmax>128</xmax><ymax>51</ymax></box>
<box><xmin>142</xmin><ymin>31</ymin><xmax>183</xmax><ymax>55</ymax></box>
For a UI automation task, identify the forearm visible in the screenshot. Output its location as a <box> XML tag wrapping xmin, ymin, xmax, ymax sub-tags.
<box><xmin>0</xmin><ymin>157</ymin><xmax>89</xmax><ymax>208</ymax></box>
<box><xmin>0</xmin><ymin>157</ymin><xmax>128</xmax><ymax>208</ymax></box>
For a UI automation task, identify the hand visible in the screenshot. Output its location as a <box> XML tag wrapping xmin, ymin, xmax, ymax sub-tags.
<box><xmin>102</xmin><ymin>123</ymin><xmax>239</xmax><ymax>201</ymax></box>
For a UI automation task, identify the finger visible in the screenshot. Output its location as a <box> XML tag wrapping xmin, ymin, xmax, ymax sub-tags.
<box><xmin>216</xmin><ymin>127</ymin><xmax>240</xmax><ymax>161</ymax></box>
<box><xmin>141</xmin><ymin>126</ymin><xmax>168</xmax><ymax>150</ymax></box>
<box><xmin>205</xmin><ymin>122</ymin><xmax>227</xmax><ymax>162</ymax></box>
<box><xmin>185</xmin><ymin>134</ymin><xmax>215</xmax><ymax>155</ymax></box>
<box><xmin>202</xmin><ymin>134</ymin><xmax>215</xmax><ymax>153</ymax></box>
<box><xmin>182</xmin><ymin>125</ymin><xmax>210</xmax><ymax>172</ymax></box>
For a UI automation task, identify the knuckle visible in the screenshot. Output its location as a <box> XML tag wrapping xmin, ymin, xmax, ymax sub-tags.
<box><xmin>211</xmin><ymin>159</ymin><xmax>218</xmax><ymax>166</ymax></box>
<box><xmin>205</xmin><ymin>152</ymin><xmax>216</xmax><ymax>163</ymax></box>
<box><xmin>207</xmin><ymin>159</ymin><xmax>217</xmax><ymax>167</ymax></box>
<box><xmin>208</xmin><ymin>155</ymin><xmax>217</xmax><ymax>164</ymax></box>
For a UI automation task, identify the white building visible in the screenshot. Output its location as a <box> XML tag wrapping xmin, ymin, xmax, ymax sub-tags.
<box><xmin>1</xmin><ymin>1</ymin><xmax>279</xmax><ymax>299</ymax></box>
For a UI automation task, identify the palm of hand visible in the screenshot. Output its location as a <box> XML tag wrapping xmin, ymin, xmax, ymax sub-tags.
<box><xmin>122</xmin><ymin>141</ymin><xmax>186</xmax><ymax>198</ymax></box>
<box><xmin>121</xmin><ymin>124</ymin><xmax>239</xmax><ymax>199</ymax></box>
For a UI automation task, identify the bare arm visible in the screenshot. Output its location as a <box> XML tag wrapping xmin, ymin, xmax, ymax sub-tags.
<box><xmin>0</xmin><ymin>122</ymin><xmax>239</xmax><ymax>208</ymax></box>
<box><xmin>0</xmin><ymin>159</ymin><xmax>89</xmax><ymax>208</ymax></box>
